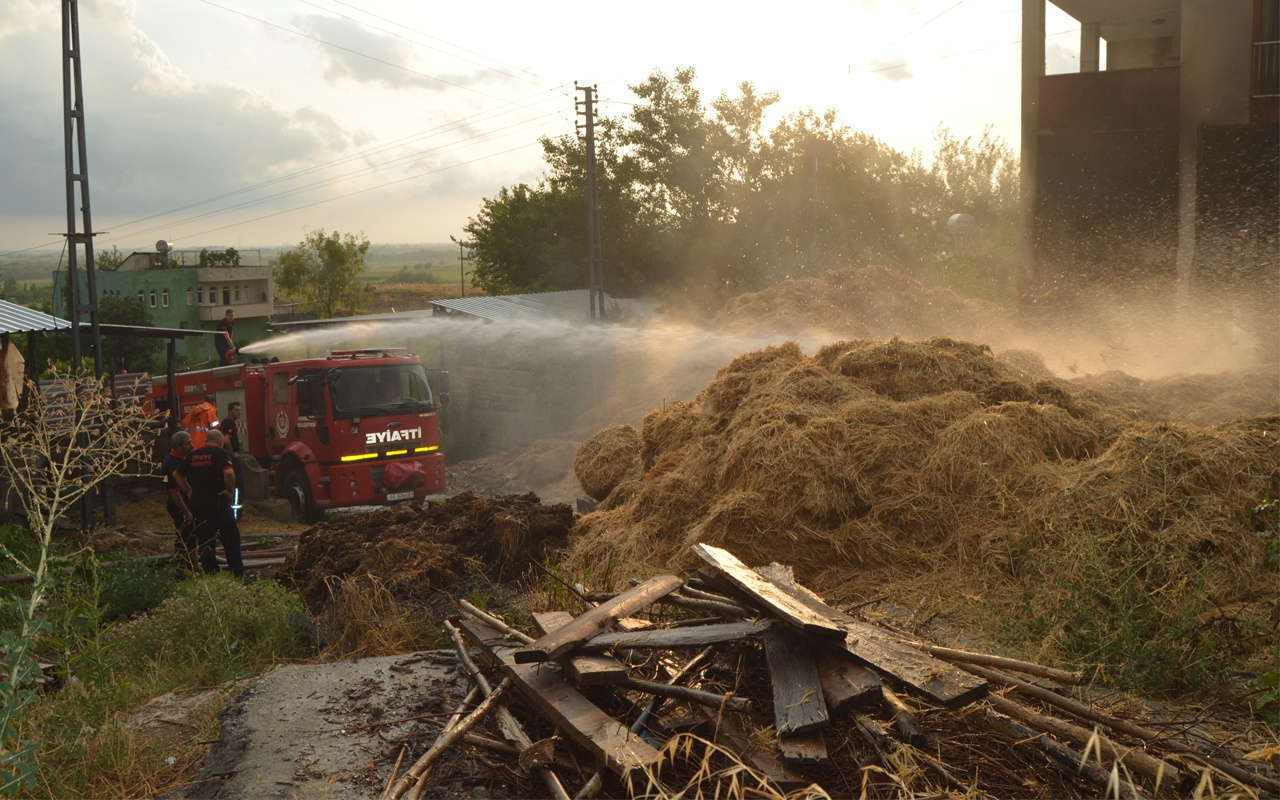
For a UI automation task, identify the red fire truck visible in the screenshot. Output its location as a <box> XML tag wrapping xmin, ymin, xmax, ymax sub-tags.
<box><xmin>149</xmin><ymin>348</ymin><xmax>447</xmax><ymax>522</ymax></box>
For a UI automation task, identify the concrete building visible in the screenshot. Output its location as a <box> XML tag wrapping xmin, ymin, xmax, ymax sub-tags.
<box><xmin>54</xmin><ymin>246</ymin><xmax>274</xmax><ymax>367</ymax></box>
<box><xmin>1019</xmin><ymin>0</ymin><xmax>1278</xmax><ymax>303</ymax></box>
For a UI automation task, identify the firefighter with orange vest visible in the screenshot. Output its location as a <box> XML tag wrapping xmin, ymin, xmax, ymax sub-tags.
<box><xmin>180</xmin><ymin>395</ymin><xmax>220</xmax><ymax>450</ymax></box>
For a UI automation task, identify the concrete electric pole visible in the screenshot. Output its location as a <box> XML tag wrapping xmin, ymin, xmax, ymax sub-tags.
<box><xmin>61</xmin><ymin>0</ymin><xmax>104</xmax><ymax>377</ymax></box>
<box><xmin>576</xmin><ymin>83</ymin><xmax>605</xmax><ymax>320</ymax></box>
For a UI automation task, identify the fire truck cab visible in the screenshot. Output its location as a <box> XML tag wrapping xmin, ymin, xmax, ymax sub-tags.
<box><xmin>151</xmin><ymin>348</ymin><xmax>447</xmax><ymax>522</ymax></box>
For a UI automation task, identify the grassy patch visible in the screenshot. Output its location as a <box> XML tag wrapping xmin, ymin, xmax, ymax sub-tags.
<box><xmin>106</xmin><ymin>575</ymin><xmax>312</xmax><ymax>684</ymax></box>
<box><xmin>97</xmin><ymin>559</ymin><xmax>177</xmax><ymax>622</ymax></box>
<box><xmin>1006</xmin><ymin>532</ymin><xmax>1241</xmax><ymax>698</ymax></box>
<box><xmin>7</xmin><ymin>574</ymin><xmax>315</xmax><ymax>798</ymax></box>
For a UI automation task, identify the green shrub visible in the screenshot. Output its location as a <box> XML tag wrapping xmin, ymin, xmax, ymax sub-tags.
<box><xmin>97</xmin><ymin>559</ymin><xmax>176</xmax><ymax>622</ymax></box>
<box><xmin>106</xmin><ymin>576</ymin><xmax>312</xmax><ymax>684</ymax></box>
<box><xmin>1013</xmin><ymin>534</ymin><xmax>1234</xmax><ymax>697</ymax></box>
<box><xmin>0</xmin><ymin>525</ymin><xmax>41</xmax><ymax>575</ymax></box>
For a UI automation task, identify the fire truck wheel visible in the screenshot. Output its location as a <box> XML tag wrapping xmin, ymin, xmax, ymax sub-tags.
<box><xmin>280</xmin><ymin>469</ymin><xmax>322</xmax><ymax>524</ymax></box>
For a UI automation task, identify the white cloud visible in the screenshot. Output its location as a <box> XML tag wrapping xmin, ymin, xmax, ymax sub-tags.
<box><xmin>0</xmin><ymin>0</ymin><xmax>1042</xmax><ymax>253</ymax></box>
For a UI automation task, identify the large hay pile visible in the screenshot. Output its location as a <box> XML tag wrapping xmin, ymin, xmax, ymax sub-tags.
<box><xmin>712</xmin><ymin>265</ymin><xmax>1018</xmax><ymax>343</ymax></box>
<box><xmin>569</xmin><ymin>336</ymin><xmax>1279</xmax><ymax>679</ymax></box>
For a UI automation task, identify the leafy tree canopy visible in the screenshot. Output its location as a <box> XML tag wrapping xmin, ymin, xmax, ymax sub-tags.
<box><xmin>96</xmin><ymin>246</ymin><xmax>124</xmax><ymax>271</ymax></box>
<box><xmin>199</xmin><ymin>247</ymin><xmax>241</xmax><ymax>268</ymax></box>
<box><xmin>462</xmin><ymin>67</ymin><xmax>1019</xmax><ymax>312</ymax></box>
<box><xmin>40</xmin><ymin>294</ymin><xmax>162</xmax><ymax>373</ymax></box>
<box><xmin>271</xmin><ymin>229</ymin><xmax>372</xmax><ymax>318</ymax></box>
<box><xmin>99</xmin><ymin>294</ymin><xmax>162</xmax><ymax>373</ymax></box>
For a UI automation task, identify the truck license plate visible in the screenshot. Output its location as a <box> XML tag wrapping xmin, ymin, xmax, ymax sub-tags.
<box><xmin>385</xmin><ymin>491</ymin><xmax>414</xmax><ymax>502</ymax></box>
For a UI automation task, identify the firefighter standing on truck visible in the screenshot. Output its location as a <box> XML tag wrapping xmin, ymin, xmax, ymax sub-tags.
<box><xmin>173</xmin><ymin>429</ymin><xmax>245</xmax><ymax>579</ymax></box>
<box><xmin>180</xmin><ymin>394</ymin><xmax>220</xmax><ymax>450</ymax></box>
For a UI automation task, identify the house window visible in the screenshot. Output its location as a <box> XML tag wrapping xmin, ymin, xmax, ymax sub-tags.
<box><xmin>223</xmin><ymin>286</ymin><xmax>231</xmax><ymax>305</ymax></box>
<box><xmin>161</xmin><ymin>289</ymin><xmax>170</xmax><ymax>308</ymax></box>
<box><xmin>234</xmin><ymin>286</ymin><xmax>240</xmax><ymax>302</ymax></box>
<box><xmin>149</xmin><ymin>290</ymin><xmax>157</xmax><ymax>308</ymax></box>
<box><xmin>136</xmin><ymin>291</ymin><xmax>144</xmax><ymax>304</ymax></box>
<box><xmin>186</xmin><ymin>288</ymin><xmax>193</xmax><ymax>306</ymax></box>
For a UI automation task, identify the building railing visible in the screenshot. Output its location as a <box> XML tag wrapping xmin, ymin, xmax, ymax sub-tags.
<box><xmin>198</xmin><ymin>301</ymin><xmax>272</xmax><ymax>322</ymax></box>
<box><xmin>1255</xmin><ymin>40</ymin><xmax>1280</xmax><ymax>98</ymax></box>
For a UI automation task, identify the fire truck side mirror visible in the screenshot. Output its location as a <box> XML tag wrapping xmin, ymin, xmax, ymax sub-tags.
<box><xmin>427</xmin><ymin>369</ymin><xmax>451</xmax><ymax>409</ymax></box>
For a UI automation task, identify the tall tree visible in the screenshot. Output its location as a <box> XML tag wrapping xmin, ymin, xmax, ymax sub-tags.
<box><xmin>461</xmin><ymin>66</ymin><xmax>1020</xmax><ymax>310</ymax></box>
<box><xmin>44</xmin><ymin>290</ymin><xmax>162</xmax><ymax>372</ymax></box>
<box><xmin>272</xmin><ymin>230</ymin><xmax>371</xmax><ymax>318</ymax></box>
<box><xmin>98</xmin><ymin>294</ymin><xmax>162</xmax><ymax>373</ymax></box>
<box><xmin>95</xmin><ymin>246</ymin><xmax>124</xmax><ymax>271</ymax></box>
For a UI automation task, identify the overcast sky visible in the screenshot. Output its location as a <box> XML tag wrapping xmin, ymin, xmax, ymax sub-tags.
<box><xmin>0</xmin><ymin>0</ymin><xmax>1085</xmax><ymax>256</ymax></box>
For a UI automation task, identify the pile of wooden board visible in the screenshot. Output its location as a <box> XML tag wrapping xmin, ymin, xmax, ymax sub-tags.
<box><xmin>381</xmin><ymin>543</ymin><xmax>1280</xmax><ymax>799</ymax></box>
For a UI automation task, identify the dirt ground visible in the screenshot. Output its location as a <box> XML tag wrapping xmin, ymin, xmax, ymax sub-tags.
<box><xmin>108</xmin><ymin>265</ymin><xmax>1279</xmax><ymax>799</ymax></box>
<box><xmin>164</xmin><ymin>653</ymin><xmax>474</xmax><ymax>800</ymax></box>
<box><xmin>114</xmin><ymin>464</ymin><xmax>575</xmax><ymax>800</ymax></box>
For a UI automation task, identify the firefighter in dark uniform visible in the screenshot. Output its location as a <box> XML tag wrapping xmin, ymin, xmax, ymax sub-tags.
<box><xmin>161</xmin><ymin>430</ymin><xmax>199</xmax><ymax>572</ymax></box>
<box><xmin>174</xmin><ymin>429</ymin><xmax>245</xmax><ymax>578</ymax></box>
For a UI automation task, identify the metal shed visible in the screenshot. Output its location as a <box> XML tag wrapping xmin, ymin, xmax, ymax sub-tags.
<box><xmin>0</xmin><ymin>299</ymin><xmax>71</xmax><ymax>334</ymax></box>
<box><xmin>429</xmin><ymin>290</ymin><xmax>659</xmax><ymax>324</ymax></box>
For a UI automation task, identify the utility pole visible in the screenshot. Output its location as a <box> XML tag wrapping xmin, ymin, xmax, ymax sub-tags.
<box><xmin>450</xmin><ymin>235</ymin><xmax>468</xmax><ymax>297</ymax></box>
<box><xmin>576</xmin><ymin>83</ymin><xmax>605</xmax><ymax>320</ymax></box>
<box><xmin>61</xmin><ymin>0</ymin><xmax>103</xmax><ymax>378</ymax></box>
<box><xmin>458</xmin><ymin>240</ymin><xmax>468</xmax><ymax>297</ymax></box>
<box><xmin>62</xmin><ymin>0</ymin><xmax>108</xmax><ymax>529</ymax></box>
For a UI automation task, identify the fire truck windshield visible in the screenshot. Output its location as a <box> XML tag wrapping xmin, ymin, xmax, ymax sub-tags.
<box><xmin>327</xmin><ymin>363</ymin><xmax>435</xmax><ymax>419</ymax></box>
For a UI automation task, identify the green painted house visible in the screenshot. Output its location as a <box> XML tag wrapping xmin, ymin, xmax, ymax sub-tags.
<box><xmin>53</xmin><ymin>247</ymin><xmax>274</xmax><ymax>369</ymax></box>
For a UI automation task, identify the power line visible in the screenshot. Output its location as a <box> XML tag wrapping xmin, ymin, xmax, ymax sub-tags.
<box><xmin>870</xmin><ymin>0</ymin><xmax>970</xmax><ymax>59</ymax></box>
<box><xmin>314</xmin><ymin>0</ymin><xmax>551</xmax><ymax>87</ymax></box>
<box><xmin>176</xmin><ymin>143</ymin><xmax>539</xmax><ymax>243</ymax></box>
<box><xmin>108</xmin><ymin>112</ymin><xmax>562</xmax><ymax>245</ymax></box>
<box><xmin>197</xmin><ymin>0</ymin><xmax>518</xmax><ymax>102</ymax></box>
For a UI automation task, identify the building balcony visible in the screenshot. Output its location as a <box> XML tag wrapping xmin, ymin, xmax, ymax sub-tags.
<box><xmin>1039</xmin><ymin>67</ymin><xmax>1179</xmax><ymax>134</ymax></box>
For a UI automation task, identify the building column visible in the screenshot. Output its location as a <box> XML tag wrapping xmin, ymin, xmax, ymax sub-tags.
<box><xmin>1080</xmin><ymin>22</ymin><xmax>1101</xmax><ymax>72</ymax></box>
<box><xmin>1020</xmin><ymin>0</ymin><xmax>1046</xmax><ymax>293</ymax></box>
<box><xmin>1175</xmin><ymin>15</ymin><xmax>1197</xmax><ymax>303</ymax></box>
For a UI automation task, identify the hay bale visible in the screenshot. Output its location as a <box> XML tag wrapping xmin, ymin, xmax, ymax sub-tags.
<box><xmin>573</xmin><ymin>424</ymin><xmax>644</xmax><ymax>501</ymax></box>
<box><xmin>641</xmin><ymin>401</ymin><xmax>704</xmax><ymax>467</ymax></box>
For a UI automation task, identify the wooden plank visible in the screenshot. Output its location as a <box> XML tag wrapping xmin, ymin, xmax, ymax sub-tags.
<box><xmin>623</xmin><ymin>678</ymin><xmax>753</xmax><ymax>713</ymax></box>
<box><xmin>985</xmin><ymin>692</ymin><xmax>1185</xmax><ymax>790</ymax></box>
<box><xmin>531</xmin><ymin>612</ymin><xmax>629</xmax><ymax>687</ymax></box>
<box><xmin>698</xmin><ymin>708</ymin><xmax>812</xmax><ymax>794</ymax></box>
<box><xmin>778</xmin><ymin>729</ymin><xmax>829</xmax><ymax>766</ymax></box>
<box><xmin>691</xmin><ymin>544</ymin><xmax>845</xmax><ymax>640</ymax></box>
<box><xmin>749</xmin><ymin>569</ymin><xmax>987</xmax><ymax>708</ymax></box>
<box><xmin>880</xmin><ymin>684</ymin><xmax>926</xmax><ymax>747</ymax></box>
<box><xmin>455</xmin><ymin>618</ymin><xmax>662</xmax><ymax>776</ymax></box>
<box><xmin>814</xmin><ymin>648</ymin><xmax>881</xmax><ymax>712</ymax></box>
<box><xmin>984</xmin><ymin>710</ymin><xmax>1148</xmax><ymax>800</ymax></box>
<box><xmin>514</xmin><ymin>574</ymin><xmax>683</xmax><ymax>663</ymax></box>
<box><xmin>752</xmin><ymin>561</ymin><xmax>986</xmax><ymax>708</ymax></box>
<box><xmin>762</xmin><ymin>625</ymin><xmax>828</xmax><ymax>735</ymax></box>
<box><xmin>581</xmin><ymin>620</ymin><xmax>772</xmax><ymax>651</ymax></box>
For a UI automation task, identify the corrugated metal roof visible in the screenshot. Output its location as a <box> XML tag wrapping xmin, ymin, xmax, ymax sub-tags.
<box><xmin>431</xmin><ymin>290</ymin><xmax>659</xmax><ymax>324</ymax></box>
<box><xmin>0</xmin><ymin>299</ymin><xmax>70</xmax><ymax>334</ymax></box>
<box><xmin>275</xmin><ymin>290</ymin><xmax>660</xmax><ymax>329</ymax></box>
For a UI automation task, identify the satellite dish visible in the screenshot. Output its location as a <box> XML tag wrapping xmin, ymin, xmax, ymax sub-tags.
<box><xmin>155</xmin><ymin>240</ymin><xmax>172</xmax><ymax>253</ymax></box>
